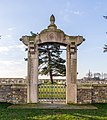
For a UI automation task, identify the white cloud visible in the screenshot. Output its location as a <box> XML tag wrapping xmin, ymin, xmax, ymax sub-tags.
<box><xmin>73</xmin><ymin>10</ymin><xmax>82</xmax><ymax>15</ymax></box>
<box><xmin>3</xmin><ymin>34</ymin><xmax>12</xmax><ymax>39</ymax></box>
<box><xmin>1</xmin><ymin>27</ymin><xmax>15</xmax><ymax>40</ymax></box>
<box><xmin>0</xmin><ymin>60</ymin><xmax>24</xmax><ymax>65</ymax></box>
<box><xmin>15</xmin><ymin>44</ymin><xmax>25</xmax><ymax>50</ymax></box>
<box><xmin>0</xmin><ymin>46</ymin><xmax>9</xmax><ymax>52</ymax></box>
<box><xmin>8</xmin><ymin>27</ymin><xmax>15</xmax><ymax>31</ymax></box>
<box><xmin>0</xmin><ymin>60</ymin><xmax>26</xmax><ymax>78</ymax></box>
<box><xmin>59</xmin><ymin>1</ymin><xmax>83</xmax><ymax>23</ymax></box>
<box><xmin>9</xmin><ymin>44</ymin><xmax>25</xmax><ymax>52</ymax></box>
<box><xmin>0</xmin><ymin>44</ymin><xmax>25</xmax><ymax>53</ymax></box>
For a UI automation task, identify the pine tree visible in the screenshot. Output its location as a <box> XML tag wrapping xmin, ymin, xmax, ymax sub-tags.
<box><xmin>104</xmin><ymin>44</ymin><xmax>107</xmax><ymax>52</ymax></box>
<box><xmin>103</xmin><ymin>16</ymin><xmax>107</xmax><ymax>52</ymax></box>
<box><xmin>38</xmin><ymin>43</ymin><xmax>66</xmax><ymax>84</ymax></box>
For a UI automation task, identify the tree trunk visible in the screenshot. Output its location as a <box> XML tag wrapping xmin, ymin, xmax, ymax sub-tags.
<box><xmin>50</xmin><ymin>70</ymin><xmax>53</xmax><ymax>84</ymax></box>
<box><xmin>47</xmin><ymin>45</ymin><xmax>54</xmax><ymax>84</ymax></box>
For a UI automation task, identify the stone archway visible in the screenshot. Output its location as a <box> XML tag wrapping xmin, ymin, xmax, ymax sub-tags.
<box><xmin>20</xmin><ymin>15</ymin><xmax>84</xmax><ymax>104</ymax></box>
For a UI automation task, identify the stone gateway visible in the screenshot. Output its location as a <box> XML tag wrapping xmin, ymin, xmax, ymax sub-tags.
<box><xmin>20</xmin><ymin>15</ymin><xmax>84</xmax><ymax>104</ymax></box>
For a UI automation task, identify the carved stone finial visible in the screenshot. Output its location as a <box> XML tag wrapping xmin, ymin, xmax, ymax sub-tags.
<box><xmin>50</xmin><ymin>14</ymin><xmax>55</xmax><ymax>24</ymax></box>
<box><xmin>48</xmin><ymin>14</ymin><xmax>57</xmax><ymax>29</ymax></box>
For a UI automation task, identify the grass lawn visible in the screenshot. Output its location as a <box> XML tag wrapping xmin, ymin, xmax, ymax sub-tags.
<box><xmin>0</xmin><ymin>102</ymin><xmax>107</xmax><ymax>120</ymax></box>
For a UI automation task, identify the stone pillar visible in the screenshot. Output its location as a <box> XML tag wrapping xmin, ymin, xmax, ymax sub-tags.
<box><xmin>66</xmin><ymin>45</ymin><xmax>72</xmax><ymax>103</ymax></box>
<box><xmin>70</xmin><ymin>46</ymin><xmax>77</xmax><ymax>103</ymax></box>
<box><xmin>27</xmin><ymin>43</ymin><xmax>38</xmax><ymax>103</ymax></box>
<box><xmin>66</xmin><ymin>45</ymin><xmax>77</xmax><ymax>104</ymax></box>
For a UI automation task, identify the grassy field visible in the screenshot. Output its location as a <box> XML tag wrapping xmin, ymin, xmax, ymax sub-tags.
<box><xmin>0</xmin><ymin>102</ymin><xmax>107</xmax><ymax>120</ymax></box>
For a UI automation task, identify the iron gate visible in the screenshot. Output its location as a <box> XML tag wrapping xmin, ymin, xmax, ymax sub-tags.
<box><xmin>38</xmin><ymin>84</ymin><xmax>66</xmax><ymax>103</ymax></box>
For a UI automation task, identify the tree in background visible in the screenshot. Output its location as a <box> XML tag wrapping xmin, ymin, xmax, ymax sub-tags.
<box><xmin>104</xmin><ymin>44</ymin><xmax>107</xmax><ymax>52</ymax></box>
<box><xmin>103</xmin><ymin>16</ymin><xmax>107</xmax><ymax>52</ymax></box>
<box><xmin>38</xmin><ymin>43</ymin><xmax>66</xmax><ymax>84</ymax></box>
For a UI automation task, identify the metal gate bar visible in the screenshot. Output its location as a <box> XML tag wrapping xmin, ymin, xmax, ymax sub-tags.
<box><xmin>38</xmin><ymin>84</ymin><xmax>66</xmax><ymax>103</ymax></box>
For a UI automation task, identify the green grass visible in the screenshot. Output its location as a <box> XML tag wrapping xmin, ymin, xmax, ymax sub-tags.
<box><xmin>0</xmin><ymin>102</ymin><xmax>107</xmax><ymax>120</ymax></box>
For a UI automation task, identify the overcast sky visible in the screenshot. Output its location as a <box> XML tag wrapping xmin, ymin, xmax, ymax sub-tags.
<box><xmin>0</xmin><ymin>0</ymin><xmax>107</xmax><ymax>78</ymax></box>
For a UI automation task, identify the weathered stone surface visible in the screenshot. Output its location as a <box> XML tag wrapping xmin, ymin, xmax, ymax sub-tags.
<box><xmin>0</xmin><ymin>78</ymin><xmax>27</xmax><ymax>104</ymax></box>
<box><xmin>1</xmin><ymin>78</ymin><xmax>107</xmax><ymax>104</ymax></box>
<box><xmin>77</xmin><ymin>84</ymin><xmax>107</xmax><ymax>104</ymax></box>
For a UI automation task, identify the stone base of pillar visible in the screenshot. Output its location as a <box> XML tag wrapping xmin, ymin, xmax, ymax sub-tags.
<box><xmin>26</xmin><ymin>77</ymin><xmax>30</xmax><ymax>103</ymax></box>
<box><xmin>66</xmin><ymin>84</ymin><xmax>77</xmax><ymax>104</ymax></box>
<box><xmin>27</xmin><ymin>84</ymin><xmax>38</xmax><ymax>103</ymax></box>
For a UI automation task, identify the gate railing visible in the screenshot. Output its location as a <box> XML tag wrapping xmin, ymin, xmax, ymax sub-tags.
<box><xmin>38</xmin><ymin>84</ymin><xmax>66</xmax><ymax>103</ymax></box>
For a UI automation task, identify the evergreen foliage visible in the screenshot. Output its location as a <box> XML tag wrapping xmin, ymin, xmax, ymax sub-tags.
<box><xmin>104</xmin><ymin>44</ymin><xmax>107</xmax><ymax>52</ymax></box>
<box><xmin>38</xmin><ymin>43</ymin><xmax>66</xmax><ymax>84</ymax></box>
<box><xmin>103</xmin><ymin>16</ymin><xmax>107</xmax><ymax>52</ymax></box>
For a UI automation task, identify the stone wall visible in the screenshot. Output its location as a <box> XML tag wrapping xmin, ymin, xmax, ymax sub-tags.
<box><xmin>0</xmin><ymin>78</ymin><xmax>26</xmax><ymax>84</ymax></box>
<box><xmin>77</xmin><ymin>84</ymin><xmax>107</xmax><ymax>104</ymax></box>
<box><xmin>1</xmin><ymin>78</ymin><xmax>107</xmax><ymax>104</ymax></box>
<box><xmin>0</xmin><ymin>78</ymin><xmax>27</xmax><ymax>104</ymax></box>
